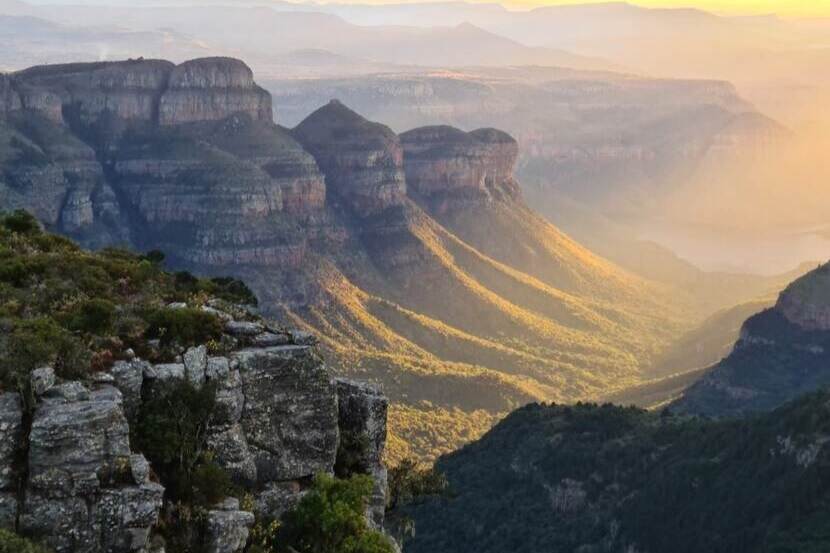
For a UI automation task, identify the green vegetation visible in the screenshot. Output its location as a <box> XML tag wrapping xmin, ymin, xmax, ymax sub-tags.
<box><xmin>386</xmin><ymin>458</ymin><xmax>447</xmax><ymax>511</ymax></box>
<box><xmin>675</xmin><ymin>307</ymin><xmax>830</xmax><ymax>416</ymax></box>
<box><xmin>0</xmin><ymin>529</ymin><xmax>51</xmax><ymax>553</ymax></box>
<box><xmin>249</xmin><ymin>473</ymin><xmax>395</xmax><ymax>553</ymax></box>
<box><xmin>132</xmin><ymin>379</ymin><xmax>233</xmax><ymax>505</ymax></box>
<box><xmin>403</xmin><ymin>391</ymin><xmax>830</xmax><ymax>553</ymax></box>
<box><xmin>0</xmin><ymin>210</ymin><xmax>254</xmax><ymax>400</ymax></box>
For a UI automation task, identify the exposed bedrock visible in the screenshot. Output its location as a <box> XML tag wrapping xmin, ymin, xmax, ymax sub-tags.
<box><xmin>292</xmin><ymin>99</ymin><xmax>406</xmax><ymax>217</ymax></box>
<box><xmin>400</xmin><ymin>125</ymin><xmax>521</xmax><ymax>213</ymax></box>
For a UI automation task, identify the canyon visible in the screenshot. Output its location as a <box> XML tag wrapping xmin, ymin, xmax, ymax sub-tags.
<box><xmin>0</xmin><ymin>56</ymin><xmax>684</xmax><ymax>460</ymax></box>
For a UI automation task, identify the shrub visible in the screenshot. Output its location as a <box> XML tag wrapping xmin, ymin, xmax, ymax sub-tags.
<box><xmin>145</xmin><ymin>308</ymin><xmax>223</xmax><ymax>348</ymax></box>
<box><xmin>387</xmin><ymin>458</ymin><xmax>448</xmax><ymax>510</ymax></box>
<box><xmin>0</xmin><ymin>529</ymin><xmax>52</xmax><ymax>553</ymax></box>
<box><xmin>274</xmin><ymin>473</ymin><xmax>396</xmax><ymax>553</ymax></box>
<box><xmin>0</xmin><ymin>317</ymin><xmax>89</xmax><ymax>393</ymax></box>
<box><xmin>133</xmin><ymin>379</ymin><xmax>228</xmax><ymax>504</ymax></box>
<box><xmin>209</xmin><ymin>277</ymin><xmax>258</xmax><ymax>306</ymax></box>
<box><xmin>64</xmin><ymin>298</ymin><xmax>116</xmax><ymax>334</ymax></box>
<box><xmin>2</xmin><ymin>210</ymin><xmax>40</xmax><ymax>234</ymax></box>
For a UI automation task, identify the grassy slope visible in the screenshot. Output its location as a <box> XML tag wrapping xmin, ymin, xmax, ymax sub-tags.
<box><xmin>280</xmin><ymin>199</ymin><xmax>685</xmax><ymax>462</ymax></box>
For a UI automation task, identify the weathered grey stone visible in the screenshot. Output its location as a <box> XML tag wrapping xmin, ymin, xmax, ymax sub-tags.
<box><xmin>255</xmin><ymin>481</ymin><xmax>307</xmax><ymax>519</ymax></box>
<box><xmin>152</xmin><ymin>363</ymin><xmax>185</xmax><ymax>382</ymax></box>
<box><xmin>206</xmin><ymin>356</ymin><xmax>231</xmax><ymax>381</ymax></box>
<box><xmin>252</xmin><ymin>332</ymin><xmax>291</xmax><ymax>347</ymax></box>
<box><xmin>42</xmin><ymin>381</ymin><xmax>90</xmax><ymax>403</ymax></box>
<box><xmin>205</xmin><ymin>505</ymin><xmax>255</xmax><ymax>553</ymax></box>
<box><xmin>0</xmin><ymin>492</ymin><xmax>17</xmax><ymax>530</ymax></box>
<box><xmin>21</xmin><ymin>386</ymin><xmax>164</xmax><ymax>552</ymax></box>
<box><xmin>288</xmin><ymin>329</ymin><xmax>317</xmax><ymax>346</ymax></box>
<box><xmin>336</xmin><ymin>379</ymin><xmax>388</xmax><ymax>470</ymax></box>
<box><xmin>31</xmin><ymin>366</ymin><xmax>55</xmax><ymax>396</ymax></box>
<box><xmin>208</xmin><ymin>423</ymin><xmax>257</xmax><ymax>486</ymax></box>
<box><xmin>0</xmin><ymin>393</ymin><xmax>23</xmax><ymax>491</ymax></box>
<box><xmin>111</xmin><ymin>358</ymin><xmax>149</xmax><ymax>418</ymax></box>
<box><xmin>214</xmin><ymin>369</ymin><xmax>244</xmax><ymax>425</ymax></box>
<box><xmin>202</xmin><ymin>305</ymin><xmax>233</xmax><ymax>322</ymax></box>
<box><xmin>335</xmin><ymin>379</ymin><xmax>389</xmax><ymax>528</ymax></box>
<box><xmin>167</xmin><ymin>302</ymin><xmax>187</xmax><ymax>310</ymax></box>
<box><xmin>233</xmin><ymin>346</ymin><xmax>338</xmax><ymax>482</ymax></box>
<box><xmin>183</xmin><ymin>345</ymin><xmax>208</xmax><ymax>386</ymax></box>
<box><xmin>224</xmin><ymin>320</ymin><xmax>264</xmax><ymax>337</ymax></box>
<box><xmin>91</xmin><ymin>372</ymin><xmax>116</xmax><ymax>385</ymax></box>
<box><xmin>130</xmin><ymin>454</ymin><xmax>151</xmax><ymax>485</ymax></box>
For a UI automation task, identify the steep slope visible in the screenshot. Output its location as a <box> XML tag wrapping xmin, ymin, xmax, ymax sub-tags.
<box><xmin>674</xmin><ymin>262</ymin><xmax>830</xmax><ymax>417</ymax></box>
<box><xmin>401</xmin><ymin>391</ymin><xmax>830</xmax><ymax>553</ymax></box>
<box><xmin>0</xmin><ymin>57</ymin><xmax>683</xmax><ymax>461</ymax></box>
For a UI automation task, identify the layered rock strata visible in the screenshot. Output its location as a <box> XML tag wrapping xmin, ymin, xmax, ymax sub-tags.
<box><xmin>292</xmin><ymin>100</ymin><xmax>406</xmax><ymax>217</ymax></box>
<box><xmin>400</xmin><ymin>125</ymin><xmax>520</xmax><ymax>213</ymax></box>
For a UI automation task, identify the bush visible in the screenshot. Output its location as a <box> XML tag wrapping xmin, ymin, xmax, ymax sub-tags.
<box><xmin>387</xmin><ymin>458</ymin><xmax>448</xmax><ymax>510</ymax></box>
<box><xmin>64</xmin><ymin>298</ymin><xmax>116</xmax><ymax>334</ymax></box>
<box><xmin>274</xmin><ymin>473</ymin><xmax>396</xmax><ymax>553</ymax></box>
<box><xmin>133</xmin><ymin>379</ymin><xmax>230</xmax><ymax>504</ymax></box>
<box><xmin>0</xmin><ymin>529</ymin><xmax>52</xmax><ymax>553</ymax></box>
<box><xmin>0</xmin><ymin>317</ymin><xmax>90</xmax><ymax>393</ymax></box>
<box><xmin>2</xmin><ymin>210</ymin><xmax>40</xmax><ymax>234</ymax></box>
<box><xmin>145</xmin><ymin>308</ymin><xmax>223</xmax><ymax>348</ymax></box>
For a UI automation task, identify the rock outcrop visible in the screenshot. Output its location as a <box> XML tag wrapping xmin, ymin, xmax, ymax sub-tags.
<box><xmin>673</xmin><ymin>262</ymin><xmax>830</xmax><ymax>417</ymax></box>
<box><xmin>19</xmin><ymin>385</ymin><xmax>164</xmax><ymax>553</ymax></box>
<box><xmin>0</xmin><ymin>301</ymin><xmax>390</xmax><ymax>552</ymax></box>
<box><xmin>776</xmin><ymin>263</ymin><xmax>830</xmax><ymax>331</ymax></box>
<box><xmin>400</xmin><ymin>125</ymin><xmax>520</xmax><ymax>213</ymax></box>
<box><xmin>159</xmin><ymin>57</ymin><xmax>272</xmax><ymax>126</ymax></box>
<box><xmin>293</xmin><ymin>100</ymin><xmax>406</xmax><ymax>217</ymax></box>
<box><xmin>335</xmin><ymin>379</ymin><xmax>388</xmax><ymax>528</ymax></box>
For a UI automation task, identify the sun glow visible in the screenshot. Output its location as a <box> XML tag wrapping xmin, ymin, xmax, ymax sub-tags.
<box><xmin>527</xmin><ymin>0</ymin><xmax>830</xmax><ymax>17</ymax></box>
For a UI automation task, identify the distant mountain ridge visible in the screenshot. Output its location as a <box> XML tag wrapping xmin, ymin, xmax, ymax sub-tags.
<box><xmin>674</xmin><ymin>262</ymin><xmax>830</xmax><ymax>416</ymax></box>
<box><xmin>0</xmin><ymin>57</ymin><xmax>682</xmax><ymax>460</ymax></box>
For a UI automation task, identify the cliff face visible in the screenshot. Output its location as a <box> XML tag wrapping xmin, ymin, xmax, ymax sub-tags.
<box><xmin>0</xmin><ymin>304</ymin><xmax>389</xmax><ymax>553</ymax></box>
<box><xmin>775</xmin><ymin>264</ymin><xmax>830</xmax><ymax>331</ymax></box>
<box><xmin>673</xmin><ymin>262</ymin><xmax>830</xmax><ymax>417</ymax></box>
<box><xmin>292</xmin><ymin>100</ymin><xmax>406</xmax><ymax>217</ymax></box>
<box><xmin>400</xmin><ymin>125</ymin><xmax>520</xmax><ymax>213</ymax></box>
<box><xmin>159</xmin><ymin>57</ymin><xmax>272</xmax><ymax>126</ymax></box>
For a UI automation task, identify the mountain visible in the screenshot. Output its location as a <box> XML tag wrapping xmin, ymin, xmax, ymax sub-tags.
<box><xmin>267</xmin><ymin>66</ymin><xmax>791</xmax><ymax>294</ymax></box>
<box><xmin>674</xmin><ymin>262</ymin><xmax>830</xmax><ymax>417</ymax></box>
<box><xmin>0</xmin><ymin>57</ymin><xmax>682</xmax><ymax>461</ymax></box>
<box><xmin>2</xmin><ymin>3</ymin><xmax>618</xmax><ymax>75</ymax></box>
<box><xmin>0</xmin><ymin>14</ymin><xmax>210</xmax><ymax>70</ymax></box>
<box><xmin>400</xmin><ymin>390</ymin><xmax>830</xmax><ymax>553</ymax></box>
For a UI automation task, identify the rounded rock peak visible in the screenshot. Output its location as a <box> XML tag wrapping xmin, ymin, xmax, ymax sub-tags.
<box><xmin>293</xmin><ymin>99</ymin><xmax>398</xmax><ymax>144</ymax></box>
<box><xmin>168</xmin><ymin>57</ymin><xmax>256</xmax><ymax>89</ymax></box>
<box><xmin>400</xmin><ymin>125</ymin><xmax>474</xmax><ymax>145</ymax></box>
<box><xmin>469</xmin><ymin>128</ymin><xmax>517</xmax><ymax>145</ymax></box>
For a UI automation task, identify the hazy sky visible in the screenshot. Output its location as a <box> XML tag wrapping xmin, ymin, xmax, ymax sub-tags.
<box><xmin>23</xmin><ymin>0</ymin><xmax>830</xmax><ymax>17</ymax></box>
<box><xmin>526</xmin><ymin>0</ymin><xmax>830</xmax><ymax>16</ymax></box>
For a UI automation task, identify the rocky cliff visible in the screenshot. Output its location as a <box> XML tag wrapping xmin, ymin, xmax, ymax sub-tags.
<box><xmin>0</xmin><ymin>303</ymin><xmax>389</xmax><ymax>553</ymax></box>
<box><xmin>673</xmin><ymin>262</ymin><xmax>830</xmax><ymax>416</ymax></box>
<box><xmin>292</xmin><ymin>100</ymin><xmax>406</xmax><ymax>217</ymax></box>
<box><xmin>400</xmin><ymin>125</ymin><xmax>519</xmax><ymax>214</ymax></box>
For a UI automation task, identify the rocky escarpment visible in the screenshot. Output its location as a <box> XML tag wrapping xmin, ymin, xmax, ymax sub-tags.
<box><xmin>400</xmin><ymin>125</ymin><xmax>520</xmax><ymax>213</ymax></box>
<box><xmin>673</xmin><ymin>262</ymin><xmax>830</xmax><ymax>417</ymax></box>
<box><xmin>0</xmin><ymin>304</ymin><xmax>389</xmax><ymax>553</ymax></box>
<box><xmin>159</xmin><ymin>57</ymin><xmax>272</xmax><ymax>126</ymax></box>
<box><xmin>0</xmin><ymin>57</ymin><xmax>327</xmax><ymax>265</ymax></box>
<box><xmin>292</xmin><ymin>100</ymin><xmax>406</xmax><ymax>217</ymax></box>
<box><xmin>776</xmin><ymin>263</ymin><xmax>830</xmax><ymax>331</ymax></box>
